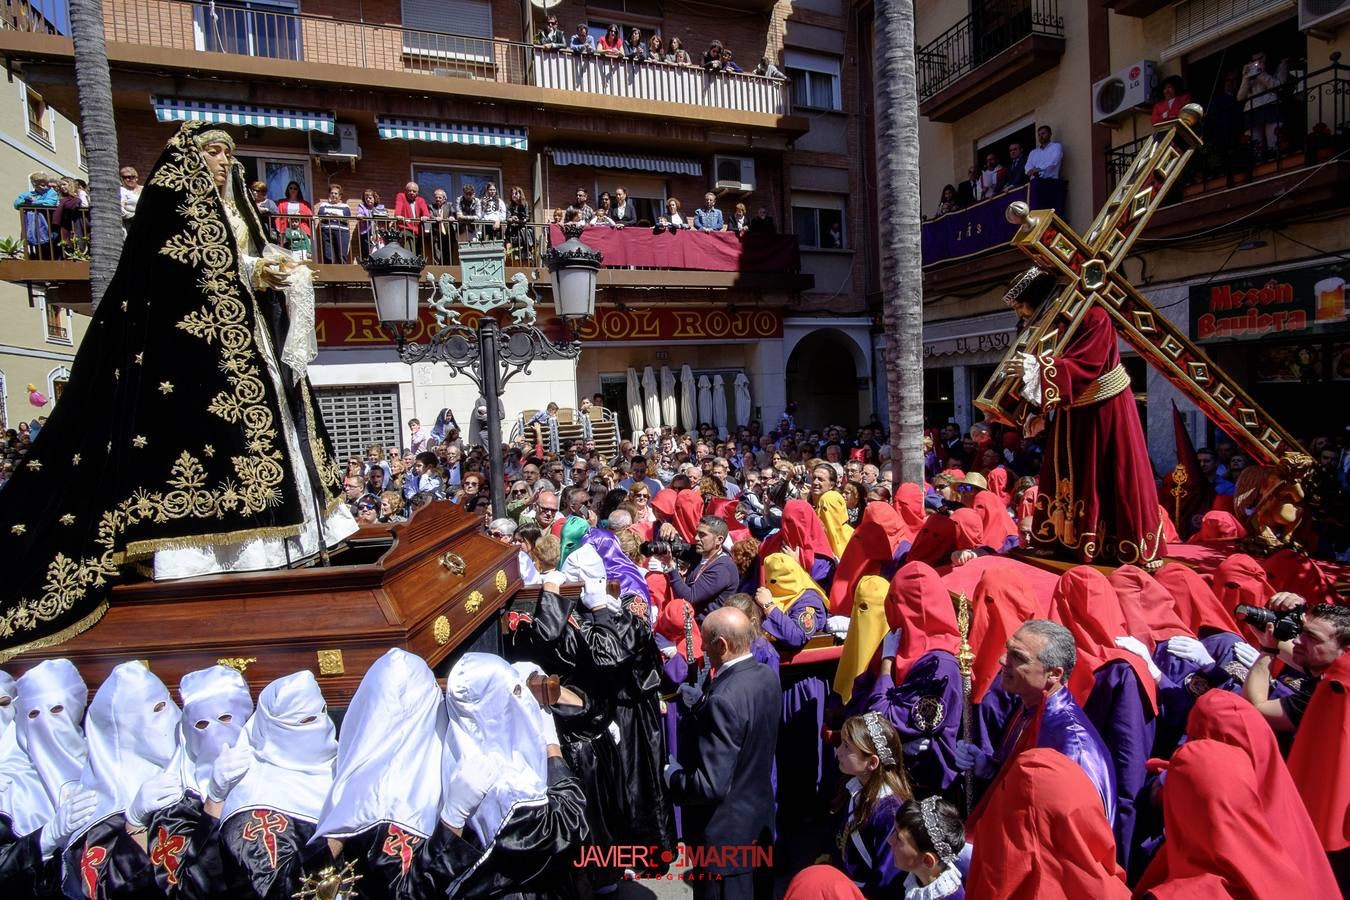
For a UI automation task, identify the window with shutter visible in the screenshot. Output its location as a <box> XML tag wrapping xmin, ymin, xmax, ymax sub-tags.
<box><xmin>402</xmin><ymin>0</ymin><xmax>494</xmax><ymax>62</ymax></box>
<box><xmin>316</xmin><ymin>385</ymin><xmax>403</xmax><ymax>463</ymax></box>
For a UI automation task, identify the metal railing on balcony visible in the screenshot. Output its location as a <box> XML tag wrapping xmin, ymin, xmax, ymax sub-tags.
<box><xmin>1</xmin><ymin>0</ymin><xmax>791</xmax><ymax>116</ymax></box>
<box><xmin>8</xmin><ymin>209</ymin><xmax>801</xmax><ymax>275</ymax></box>
<box><xmin>916</xmin><ymin>0</ymin><xmax>1064</xmax><ymax>102</ymax></box>
<box><xmin>1105</xmin><ymin>59</ymin><xmax>1350</xmax><ymax>194</ymax></box>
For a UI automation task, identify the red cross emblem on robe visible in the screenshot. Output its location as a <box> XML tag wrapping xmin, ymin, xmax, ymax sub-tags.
<box><xmin>241</xmin><ymin>809</ymin><xmax>289</xmax><ymax>870</ymax></box>
<box><xmin>381</xmin><ymin>824</ymin><xmax>422</xmax><ymax>877</ymax></box>
<box><xmin>79</xmin><ymin>845</ymin><xmax>107</xmax><ymax>899</ymax></box>
<box><xmin>149</xmin><ymin>825</ymin><xmax>188</xmax><ymax>886</ymax></box>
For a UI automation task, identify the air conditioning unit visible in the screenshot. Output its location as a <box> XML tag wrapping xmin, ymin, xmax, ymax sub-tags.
<box><xmin>1300</xmin><ymin>0</ymin><xmax>1350</xmax><ymax>31</ymax></box>
<box><xmin>1091</xmin><ymin>60</ymin><xmax>1156</xmax><ymax>124</ymax></box>
<box><xmin>712</xmin><ymin>155</ymin><xmax>755</xmax><ymax>193</ymax></box>
<box><xmin>309</xmin><ymin>121</ymin><xmax>361</xmax><ymax>159</ymax></box>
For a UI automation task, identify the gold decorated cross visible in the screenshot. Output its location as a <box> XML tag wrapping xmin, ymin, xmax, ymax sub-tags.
<box><xmin>975</xmin><ymin>104</ymin><xmax>1304</xmax><ymax>465</ymax></box>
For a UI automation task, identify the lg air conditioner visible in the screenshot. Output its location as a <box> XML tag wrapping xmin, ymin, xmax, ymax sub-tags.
<box><xmin>309</xmin><ymin>121</ymin><xmax>362</xmax><ymax>160</ymax></box>
<box><xmin>1091</xmin><ymin>60</ymin><xmax>1156</xmax><ymax>124</ymax></box>
<box><xmin>1300</xmin><ymin>0</ymin><xmax>1350</xmax><ymax>32</ymax></box>
<box><xmin>713</xmin><ymin>155</ymin><xmax>756</xmax><ymax>193</ymax></box>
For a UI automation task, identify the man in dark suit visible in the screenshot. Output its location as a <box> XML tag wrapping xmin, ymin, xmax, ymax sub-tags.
<box><xmin>665</xmin><ymin>607</ymin><xmax>780</xmax><ymax>899</ymax></box>
<box><xmin>1002</xmin><ymin>141</ymin><xmax>1028</xmax><ymax>191</ymax></box>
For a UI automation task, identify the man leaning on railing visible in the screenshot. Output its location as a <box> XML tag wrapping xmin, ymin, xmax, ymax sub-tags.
<box><xmin>538</xmin><ymin>14</ymin><xmax>566</xmax><ymax>49</ymax></box>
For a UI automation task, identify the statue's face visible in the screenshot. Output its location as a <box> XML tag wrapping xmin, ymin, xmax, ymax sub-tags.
<box><xmin>200</xmin><ymin>142</ymin><xmax>232</xmax><ymax>187</ymax></box>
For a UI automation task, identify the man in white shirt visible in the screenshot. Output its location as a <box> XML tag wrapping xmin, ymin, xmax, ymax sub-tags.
<box><xmin>1025</xmin><ymin>126</ymin><xmax>1063</xmax><ymax>180</ymax></box>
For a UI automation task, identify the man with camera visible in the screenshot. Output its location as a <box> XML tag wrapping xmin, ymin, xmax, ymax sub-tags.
<box><xmin>1242</xmin><ymin>593</ymin><xmax>1350</xmax><ymax>739</ymax></box>
<box><xmin>659</xmin><ymin>515</ymin><xmax>739</xmax><ymax>621</ymax></box>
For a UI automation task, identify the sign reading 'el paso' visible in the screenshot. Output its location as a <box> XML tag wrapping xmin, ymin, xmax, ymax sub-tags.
<box><xmin>314</xmin><ymin>305</ymin><xmax>784</xmax><ymax>347</ymax></box>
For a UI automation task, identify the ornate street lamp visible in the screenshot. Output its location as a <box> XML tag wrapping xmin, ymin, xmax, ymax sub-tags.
<box><xmin>366</xmin><ymin>229</ymin><xmax>601</xmax><ymax>518</ymax></box>
<box><xmin>363</xmin><ymin>238</ymin><xmax>426</xmax><ymax>347</ymax></box>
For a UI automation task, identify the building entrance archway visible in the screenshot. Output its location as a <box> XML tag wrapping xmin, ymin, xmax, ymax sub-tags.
<box><xmin>786</xmin><ymin>329</ymin><xmax>866</xmax><ymax>430</ymax></box>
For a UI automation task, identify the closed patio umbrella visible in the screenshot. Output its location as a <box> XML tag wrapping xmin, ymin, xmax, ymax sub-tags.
<box><xmin>680</xmin><ymin>364</ymin><xmax>697</xmax><ymax>434</ymax></box>
<box><xmin>642</xmin><ymin>366</ymin><xmax>660</xmax><ymax>432</ymax></box>
<box><xmin>734</xmin><ymin>371</ymin><xmax>752</xmax><ymax>428</ymax></box>
<box><xmin>712</xmin><ymin>374</ymin><xmax>729</xmax><ymax>438</ymax></box>
<box><xmin>660</xmin><ymin>365</ymin><xmax>677</xmax><ymax>429</ymax></box>
<box><xmin>697</xmin><ymin>375</ymin><xmax>713</xmax><ymax>428</ymax></box>
<box><xmin>626</xmin><ymin>367</ymin><xmax>644</xmax><ymax>438</ymax></box>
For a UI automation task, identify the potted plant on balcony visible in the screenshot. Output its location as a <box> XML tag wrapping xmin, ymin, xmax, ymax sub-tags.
<box><xmin>0</xmin><ymin>236</ymin><xmax>24</xmax><ymax>258</ymax></box>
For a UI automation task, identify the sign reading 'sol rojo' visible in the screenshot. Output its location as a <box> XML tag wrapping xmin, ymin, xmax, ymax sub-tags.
<box><xmin>313</xmin><ymin>306</ymin><xmax>784</xmax><ymax>347</ymax></box>
<box><xmin>1190</xmin><ymin>264</ymin><xmax>1348</xmax><ymax>341</ymax></box>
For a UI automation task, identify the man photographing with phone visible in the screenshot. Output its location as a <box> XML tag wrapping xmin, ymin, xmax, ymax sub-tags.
<box><xmin>661</xmin><ymin>516</ymin><xmax>739</xmax><ymax>621</ymax></box>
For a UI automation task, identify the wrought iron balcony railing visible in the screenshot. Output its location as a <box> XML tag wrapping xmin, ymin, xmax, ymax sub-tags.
<box><xmin>916</xmin><ymin>0</ymin><xmax>1064</xmax><ymax>103</ymax></box>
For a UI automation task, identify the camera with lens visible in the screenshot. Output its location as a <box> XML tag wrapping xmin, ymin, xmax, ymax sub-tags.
<box><xmin>1234</xmin><ymin>604</ymin><xmax>1303</xmax><ymax>642</ymax></box>
<box><xmin>641</xmin><ymin>536</ymin><xmax>700</xmax><ymax>567</ymax></box>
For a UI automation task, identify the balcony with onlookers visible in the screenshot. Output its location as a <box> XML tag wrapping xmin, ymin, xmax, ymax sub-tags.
<box><xmin>1</xmin><ymin>208</ymin><xmax>810</xmax><ymax>305</ymax></box>
<box><xmin>916</xmin><ymin>0</ymin><xmax>1065</xmax><ymax>123</ymax></box>
<box><xmin>1103</xmin><ymin>55</ymin><xmax>1350</xmax><ymax>239</ymax></box>
<box><xmin>0</xmin><ymin>0</ymin><xmax>795</xmax><ymax>124</ymax></box>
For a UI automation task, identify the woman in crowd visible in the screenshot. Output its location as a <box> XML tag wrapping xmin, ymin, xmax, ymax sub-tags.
<box><xmin>505</xmin><ymin>185</ymin><xmax>532</xmax><ymax>263</ymax></box>
<box><xmin>669</xmin><ymin>36</ymin><xmax>692</xmax><ymax>65</ymax></box>
<box><xmin>934</xmin><ymin>184</ymin><xmax>960</xmax><ymax>217</ymax></box>
<box><xmin>597</xmin><ymin>24</ymin><xmax>624</xmax><ymax>57</ymax></box>
<box><xmin>479</xmin><ymin>182</ymin><xmax>506</xmax><ymax>240</ymax></box>
<box><xmin>625</xmin><ymin>27</ymin><xmax>646</xmax><ymax>60</ymax></box>
<box><xmin>648</xmin><ymin>33</ymin><xmax>667</xmax><ymax>63</ymax></box>
<box><xmin>664</xmin><ymin>196</ymin><xmax>689</xmax><ymax>229</ymax></box>
<box><xmin>274</xmin><ymin>180</ymin><xmax>313</xmax><ymax>250</ymax></box>
<box><xmin>356</xmin><ymin>188</ymin><xmax>387</xmax><ymax>259</ymax></box>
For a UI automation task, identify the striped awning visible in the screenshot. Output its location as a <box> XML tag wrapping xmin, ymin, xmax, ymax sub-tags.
<box><xmin>152</xmin><ymin>97</ymin><xmax>335</xmax><ymax>133</ymax></box>
<box><xmin>376</xmin><ymin>117</ymin><xmax>528</xmax><ymax>151</ymax></box>
<box><xmin>549</xmin><ymin>149</ymin><xmax>703</xmax><ymax>177</ymax></box>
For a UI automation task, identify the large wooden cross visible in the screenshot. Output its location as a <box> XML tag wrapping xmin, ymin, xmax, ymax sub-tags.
<box><xmin>974</xmin><ymin>104</ymin><xmax>1305</xmax><ymax>466</ymax></box>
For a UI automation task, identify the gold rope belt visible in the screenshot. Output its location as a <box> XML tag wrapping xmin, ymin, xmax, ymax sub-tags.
<box><xmin>1069</xmin><ymin>363</ymin><xmax>1131</xmax><ymax>407</ymax></box>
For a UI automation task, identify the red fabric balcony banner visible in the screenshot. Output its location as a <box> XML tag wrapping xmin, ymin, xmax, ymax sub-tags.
<box><xmin>547</xmin><ymin>224</ymin><xmax>799</xmax><ymax>273</ymax></box>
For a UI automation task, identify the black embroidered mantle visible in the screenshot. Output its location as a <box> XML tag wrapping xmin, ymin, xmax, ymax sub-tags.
<box><xmin>0</xmin><ymin>122</ymin><xmax>344</xmax><ymax>660</ymax></box>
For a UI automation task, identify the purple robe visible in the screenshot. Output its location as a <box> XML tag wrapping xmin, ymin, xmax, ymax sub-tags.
<box><xmin>751</xmin><ymin>636</ymin><xmax>780</xmax><ymax>674</ymax></box>
<box><xmin>995</xmin><ymin>687</ymin><xmax>1117</xmax><ymax>824</ymax></box>
<box><xmin>762</xmin><ymin>589</ymin><xmax>828</xmax><ymax>649</ymax></box>
<box><xmin>973</xmin><ymin>674</ymin><xmax>1020</xmax><ymax>758</ymax></box>
<box><xmin>836</xmin><ymin>788</ymin><xmax>903</xmax><ymax>899</ymax></box>
<box><xmin>809</xmin><ymin>556</ymin><xmax>837</xmax><ymax>592</ymax></box>
<box><xmin>583</xmin><ymin>529</ymin><xmax>650</xmax><ymax>603</ymax></box>
<box><xmin>854</xmin><ymin>651</ymin><xmax>963</xmax><ymax>794</ymax></box>
<box><xmin>771</xmin><ymin>596</ymin><xmax>829</xmax><ymax>817</ymax></box>
<box><xmin>1082</xmin><ymin>661</ymin><xmax>1154</xmax><ymax>871</ymax></box>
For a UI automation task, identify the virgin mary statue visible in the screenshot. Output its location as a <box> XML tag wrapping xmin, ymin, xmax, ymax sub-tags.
<box><xmin>0</xmin><ymin>122</ymin><xmax>356</xmax><ymax>661</ymax></box>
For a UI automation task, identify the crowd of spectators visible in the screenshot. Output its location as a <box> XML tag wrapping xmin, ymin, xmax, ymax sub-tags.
<box><xmin>535</xmin><ymin>14</ymin><xmax>785</xmax><ymax>81</ymax></box>
<box><xmin>933</xmin><ymin>125</ymin><xmax>1064</xmax><ymax>217</ymax></box>
<box><xmin>558</xmin><ymin>186</ymin><xmax>778</xmax><ymax>235</ymax></box>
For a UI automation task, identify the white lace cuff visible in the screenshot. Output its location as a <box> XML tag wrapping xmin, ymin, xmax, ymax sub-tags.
<box><xmin>1020</xmin><ymin>351</ymin><xmax>1042</xmax><ymax>407</ymax></box>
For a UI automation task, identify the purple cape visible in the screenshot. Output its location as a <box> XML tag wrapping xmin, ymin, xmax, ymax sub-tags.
<box><xmin>582</xmin><ymin>528</ymin><xmax>651</xmax><ymax>603</ymax></box>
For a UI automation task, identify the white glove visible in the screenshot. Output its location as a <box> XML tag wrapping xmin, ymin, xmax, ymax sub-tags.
<box><xmin>40</xmin><ymin>787</ymin><xmax>98</xmax><ymax>857</ymax></box>
<box><xmin>660</xmin><ymin>644</ymin><xmax>678</xmax><ymax>660</ymax></box>
<box><xmin>540</xmin><ymin>710</ymin><xmax>560</xmax><ymax>748</ymax></box>
<box><xmin>207</xmin><ymin>741</ymin><xmax>254</xmax><ymax>802</ymax></box>
<box><xmin>953</xmin><ymin>740</ymin><xmax>994</xmax><ymax>779</ymax></box>
<box><xmin>442</xmin><ymin>755</ymin><xmax>496</xmax><ymax>829</ymax></box>
<box><xmin>1233</xmin><ymin>641</ymin><xmax>1261</xmax><ymax>670</ymax></box>
<box><xmin>127</xmin><ymin>771</ymin><xmax>182</xmax><ymax>826</ymax></box>
<box><xmin>1115</xmin><ymin>636</ymin><xmax>1163</xmax><ymax>683</ymax></box>
<box><xmin>827</xmin><ymin>616</ymin><xmax>851</xmax><ymax>640</ymax></box>
<box><xmin>662</xmin><ymin>756</ymin><xmax>683</xmax><ymax>786</ymax></box>
<box><xmin>646</xmin><ymin>557</ymin><xmax>667</xmax><ymax>573</ymax></box>
<box><xmin>880</xmin><ymin>628</ymin><xmax>902</xmax><ymax>660</ymax></box>
<box><xmin>1165</xmin><ymin>635</ymin><xmax>1214</xmax><ymax>667</ymax></box>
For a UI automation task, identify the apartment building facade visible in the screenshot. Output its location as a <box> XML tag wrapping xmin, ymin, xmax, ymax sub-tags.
<box><xmin>0</xmin><ymin>39</ymin><xmax>88</xmax><ymax>431</ymax></box>
<box><xmin>0</xmin><ymin>0</ymin><xmax>876</xmax><ymax>456</ymax></box>
<box><xmin>897</xmin><ymin>0</ymin><xmax>1350</xmax><ymax>466</ymax></box>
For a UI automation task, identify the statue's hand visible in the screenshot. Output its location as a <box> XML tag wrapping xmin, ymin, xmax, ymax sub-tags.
<box><xmin>256</xmin><ymin>257</ymin><xmax>295</xmax><ymax>289</ymax></box>
<box><xmin>1024</xmin><ymin>414</ymin><xmax>1046</xmax><ymax>439</ymax></box>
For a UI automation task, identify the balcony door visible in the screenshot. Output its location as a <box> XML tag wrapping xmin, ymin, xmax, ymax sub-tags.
<box><xmin>194</xmin><ymin>0</ymin><xmax>303</xmax><ymax>61</ymax></box>
<box><xmin>970</xmin><ymin>0</ymin><xmax>1032</xmax><ymax>67</ymax></box>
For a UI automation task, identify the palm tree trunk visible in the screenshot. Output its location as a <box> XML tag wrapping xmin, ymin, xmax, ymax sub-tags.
<box><xmin>69</xmin><ymin>0</ymin><xmax>122</xmax><ymax>311</ymax></box>
<box><xmin>874</xmin><ymin>0</ymin><xmax>925</xmax><ymax>484</ymax></box>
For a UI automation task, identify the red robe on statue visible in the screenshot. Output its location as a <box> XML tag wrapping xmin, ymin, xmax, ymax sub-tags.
<box><xmin>1031</xmin><ymin>306</ymin><xmax>1164</xmax><ymax>567</ymax></box>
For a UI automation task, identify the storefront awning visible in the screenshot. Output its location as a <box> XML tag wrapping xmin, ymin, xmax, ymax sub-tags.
<box><xmin>376</xmin><ymin>117</ymin><xmax>528</xmax><ymax>151</ymax></box>
<box><xmin>548</xmin><ymin>149</ymin><xmax>703</xmax><ymax>177</ymax></box>
<box><xmin>152</xmin><ymin>97</ymin><xmax>335</xmax><ymax>133</ymax></box>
